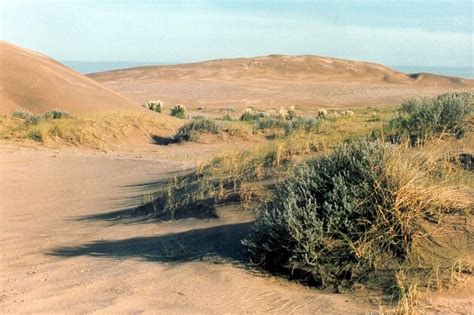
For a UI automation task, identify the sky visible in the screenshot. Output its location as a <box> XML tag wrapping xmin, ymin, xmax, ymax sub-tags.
<box><xmin>0</xmin><ymin>0</ymin><xmax>472</xmax><ymax>67</ymax></box>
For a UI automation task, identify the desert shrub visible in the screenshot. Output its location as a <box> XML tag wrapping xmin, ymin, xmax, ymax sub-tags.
<box><xmin>42</xmin><ymin>110</ymin><xmax>72</xmax><ymax>120</ymax></box>
<box><xmin>12</xmin><ymin>110</ymin><xmax>33</xmax><ymax>120</ymax></box>
<box><xmin>170</xmin><ymin>104</ymin><xmax>187</xmax><ymax>118</ymax></box>
<box><xmin>287</xmin><ymin>106</ymin><xmax>297</xmax><ymax>120</ymax></box>
<box><xmin>240</xmin><ymin>107</ymin><xmax>260</xmax><ymax>121</ymax></box>
<box><xmin>174</xmin><ymin>117</ymin><xmax>221</xmax><ymax>142</ymax></box>
<box><xmin>317</xmin><ymin>108</ymin><xmax>328</xmax><ymax>118</ymax></box>
<box><xmin>12</xmin><ymin>110</ymin><xmax>71</xmax><ymax>125</ymax></box>
<box><xmin>388</xmin><ymin>92</ymin><xmax>474</xmax><ymax>144</ymax></box>
<box><xmin>284</xmin><ymin>117</ymin><xmax>322</xmax><ymax>135</ymax></box>
<box><xmin>257</xmin><ymin>117</ymin><xmax>288</xmax><ymax>130</ymax></box>
<box><xmin>144</xmin><ymin>100</ymin><xmax>164</xmax><ymax>113</ymax></box>
<box><xmin>243</xmin><ymin>140</ymin><xmax>469</xmax><ymax>289</ymax></box>
<box><xmin>28</xmin><ymin>129</ymin><xmax>43</xmax><ymax>142</ymax></box>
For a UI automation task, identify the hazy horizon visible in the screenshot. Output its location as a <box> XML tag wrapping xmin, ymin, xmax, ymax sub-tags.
<box><xmin>1</xmin><ymin>0</ymin><xmax>472</xmax><ymax>69</ymax></box>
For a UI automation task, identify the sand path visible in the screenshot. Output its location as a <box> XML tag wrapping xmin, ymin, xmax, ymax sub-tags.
<box><xmin>0</xmin><ymin>145</ymin><xmax>371</xmax><ymax>314</ymax></box>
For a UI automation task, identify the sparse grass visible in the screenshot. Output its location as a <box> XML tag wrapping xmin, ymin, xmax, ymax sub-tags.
<box><xmin>0</xmin><ymin>111</ymin><xmax>174</xmax><ymax>148</ymax></box>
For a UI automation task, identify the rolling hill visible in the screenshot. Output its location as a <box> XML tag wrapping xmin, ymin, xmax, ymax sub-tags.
<box><xmin>89</xmin><ymin>54</ymin><xmax>473</xmax><ymax>111</ymax></box>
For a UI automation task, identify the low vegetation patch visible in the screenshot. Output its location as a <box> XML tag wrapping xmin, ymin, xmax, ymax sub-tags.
<box><xmin>386</xmin><ymin>91</ymin><xmax>474</xmax><ymax>145</ymax></box>
<box><xmin>1</xmin><ymin>111</ymin><xmax>174</xmax><ymax>149</ymax></box>
<box><xmin>12</xmin><ymin>109</ymin><xmax>72</xmax><ymax>125</ymax></box>
<box><xmin>174</xmin><ymin>117</ymin><xmax>222</xmax><ymax>142</ymax></box>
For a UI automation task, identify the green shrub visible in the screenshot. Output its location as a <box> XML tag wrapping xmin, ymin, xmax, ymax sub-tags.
<box><xmin>174</xmin><ymin>117</ymin><xmax>221</xmax><ymax>142</ymax></box>
<box><xmin>243</xmin><ymin>141</ymin><xmax>466</xmax><ymax>288</ymax></box>
<box><xmin>387</xmin><ymin>92</ymin><xmax>473</xmax><ymax>144</ymax></box>
<box><xmin>170</xmin><ymin>104</ymin><xmax>187</xmax><ymax>119</ymax></box>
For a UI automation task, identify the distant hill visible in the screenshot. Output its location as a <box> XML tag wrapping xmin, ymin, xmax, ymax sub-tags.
<box><xmin>89</xmin><ymin>54</ymin><xmax>473</xmax><ymax>110</ymax></box>
<box><xmin>0</xmin><ymin>41</ymin><xmax>145</xmax><ymax>114</ymax></box>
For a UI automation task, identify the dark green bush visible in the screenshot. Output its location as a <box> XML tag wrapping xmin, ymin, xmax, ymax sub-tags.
<box><xmin>170</xmin><ymin>104</ymin><xmax>187</xmax><ymax>119</ymax></box>
<box><xmin>387</xmin><ymin>92</ymin><xmax>473</xmax><ymax>144</ymax></box>
<box><xmin>242</xmin><ymin>141</ymin><xmax>456</xmax><ymax>287</ymax></box>
<box><xmin>174</xmin><ymin>117</ymin><xmax>221</xmax><ymax>142</ymax></box>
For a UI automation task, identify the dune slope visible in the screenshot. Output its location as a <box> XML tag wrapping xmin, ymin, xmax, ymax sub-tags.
<box><xmin>89</xmin><ymin>55</ymin><xmax>473</xmax><ymax>110</ymax></box>
<box><xmin>0</xmin><ymin>41</ymin><xmax>143</xmax><ymax>114</ymax></box>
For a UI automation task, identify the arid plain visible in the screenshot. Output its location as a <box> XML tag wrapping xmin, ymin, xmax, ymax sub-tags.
<box><xmin>1</xmin><ymin>41</ymin><xmax>473</xmax><ymax>313</ymax></box>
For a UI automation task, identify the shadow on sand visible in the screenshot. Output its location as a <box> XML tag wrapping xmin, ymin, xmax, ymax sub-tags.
<box><xmin>74</xmin><ymin>200</ymin><xmax>218</xmax><ymax>224</ymax></box>
<box><xmin>49</xmin><ymin>222</ymin><xmax>252</xmax><ymax>264</ymax></box>
<box><xmin>151</xmin><ymin>134</ymin><xmax>175</xmax><ymax>145</ymax></box>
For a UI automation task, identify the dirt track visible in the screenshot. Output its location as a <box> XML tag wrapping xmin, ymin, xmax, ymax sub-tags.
<box><xmin>0</xmin><ymin>144</ymin><xmax>375</xmax><ymax>313</ymax></box>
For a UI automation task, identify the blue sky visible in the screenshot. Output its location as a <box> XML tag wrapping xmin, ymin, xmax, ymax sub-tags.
<box><xmin>1</xmin><ymin>0</ymin><xmax>472</xmax><ymax>67</ymax></box>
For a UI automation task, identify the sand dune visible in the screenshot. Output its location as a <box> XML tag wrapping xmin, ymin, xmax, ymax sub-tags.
<box><xmin>0</xmin><ymin>41</ymin><xmax>144</xmax><ymax>114</ymax></box>
<box><xmin>89</xmin><ymin>55</ymin><xmax>473</xmax><ymax>111</ymax></box>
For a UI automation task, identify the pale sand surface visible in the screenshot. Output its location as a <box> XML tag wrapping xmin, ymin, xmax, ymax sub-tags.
<box><xmin>1</xmin><ymin>142</ymin><xmax>472</xmax><ymax>313</ymax></box>
<box><xmin>0</xmin><ymin>41</ymin><xmax>144</xmax><ymax>114</ymax></box>
<box><xmin>89</xmin><ymin>55</ymin><xmax>474</xmax><ymax>113</ymax></box>
<box><xmin>0</xmin><ymin>144</ymin><xmax>373</xmax><ymax>314</ymax></box>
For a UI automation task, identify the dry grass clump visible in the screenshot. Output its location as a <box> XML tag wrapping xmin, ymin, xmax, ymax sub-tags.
<box><xmin>386</xmin><ymin>91</ymin><xmax>474</xmax><ymax>145</ymax></box>
<box><xmin>242</xmin><ymin>140</ymin><xmax>472</xmax><ymax>304</ymax></box>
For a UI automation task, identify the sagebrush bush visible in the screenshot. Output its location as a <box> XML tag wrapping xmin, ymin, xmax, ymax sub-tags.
<box><xmin>387</xmin><ymin>92</ymin><xmax>473</xmax><ymax>144</ymax></box>
<box><xmin>174</xmin><ymin>117</ymin><xmax>221</xmax><ymax>142</ymax></box>
<box><xmin>170</xmin><ymin>104</ymin><xmax>187</xmax><ymax>118</ymax></box>
<box><xmin>243</xmin><ymin>140</ymin><xmax>468</xmax><ymax>287</ymax></box>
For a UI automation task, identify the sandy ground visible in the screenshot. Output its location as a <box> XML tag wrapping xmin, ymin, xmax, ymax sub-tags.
<box><xmin>0</xmin><ymin>144</ymin><xmax>377</xmax><ymax>314</ymax></box>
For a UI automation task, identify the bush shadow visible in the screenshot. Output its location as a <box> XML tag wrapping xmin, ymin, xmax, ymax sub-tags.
<box><xmin>49</xmin><ymin>222</ymin><xmax>252</xmax><ymax>264</ymax></box>
<box><xmin>151</xmin><ymin>134</ymin><xmax>176</xmax><ymax>145</ymax></box>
